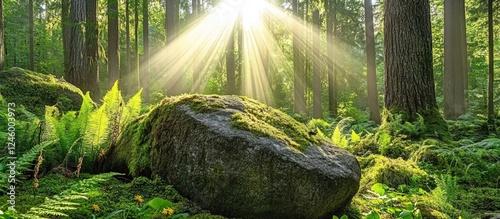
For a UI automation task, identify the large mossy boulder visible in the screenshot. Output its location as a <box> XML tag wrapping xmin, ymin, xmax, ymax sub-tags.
<box><xmin>102</xmin><ymin>94</ymin><xmax>361</xmax><ymax>219</ymax></box>
<box><xmin>0</xmin><ymin>67</ymin><xmax>83</xmax><ymax>116</ymax></box>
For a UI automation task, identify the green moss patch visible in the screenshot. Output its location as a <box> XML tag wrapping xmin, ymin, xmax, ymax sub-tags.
<box><xmin>0</xmin><ymin>67</ymin><xmax>83</xmax><ymax>116</ymax></box>
<box><xmin>358</xmin><ymin>154</ymin><xmax>432</xmax><ymax>190</ymax></box>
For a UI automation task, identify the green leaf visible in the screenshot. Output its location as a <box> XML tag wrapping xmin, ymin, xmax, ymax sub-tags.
<box><xmin>371</xmin><ymin>183</ymin><xmax>386</xmax><ymax>196</ymax></box>
<box><xmin>405</xmin><ymin>203</ymin><xmax>414</xmax><ymax>211</ymax></box>
<box><xmin>340</xmin><ymin>215</ymin><xmax>348</xmax><ymax>219</ymax></box>
<box><xmin>332</xmin><ymin>125</ymin><xmax>341</xmax><ymax>145</ymax></box>
<box><xmin>103</xmin><ymin>210</ymin><xmax>124</xmax><ymax>219</ymax></box>
<box><xmin>146</xmin><ymin>198</ymin><xmax>173</xmax><ymax>211</ymax></box>
<box><xmin>365</xmin><ymin>211</ymin><xmax>381</xmax><ymax>219</ymax></box>
<box><xmin>351</xmin><ymin>130</ymin><xmax>360</xmax><ymax>142</ymax></box>
<box><xmin>399</xmin><ymin>211</ymin><xmax>413</xmax><ymax>219</ymax></box>
<box><xmin>332</xmin><ymin>216</ymin><xmax>340</xmax><ymax>219</ymax></box>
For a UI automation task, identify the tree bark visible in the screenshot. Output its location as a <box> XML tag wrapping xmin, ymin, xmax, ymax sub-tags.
<box><xmin>293</xmin><ymin>0</ymin><xmax>307</xmax><ymax>114</ymax></box>
<box><xmin>29</xmin><ymin>0</ymin><xmax>34</xmax><ymax>71</ymax></box>
<box><xmin>166</xmin><ymin>0</ymin><xmax>181</xmax><ymax>95</ymax></box>
<box><xmin>108</xmin><ymin>0</ymin><xmax>119</xmax><ymax>88</ymax></box>
<box><xmin>67</xmin><ymin>0</ymin><xmax>86</xmax><ymax>90</ymax></box>
<box><xmin>142</xmin><ymin>0</ymin><xmax>150</xmax><ymax>103</ymax></box>
<box><xmin>62</xmin><ymin>0</ymin><xmax>71</xmax><ymax>75</ymax></box>
<box><xmin>125</xmin><ymin>0</ymin><xmax>131</xmax><ymax>94</ymax></box>
<box><xmin>226</xmin><ymin>26</ymin><xmax>236</xmax><ymax>95</ymax></box>
<box><xmin>364</xmin><ymin>0</ymin><xmax>381</xmax><ymax>123</ymax></box>
<box><xmin>86</xmin><ymin>0</ymin><xmax>100</xmax><ymax>100</ymax></box>
<box><xmin>0</xmin><ymin>0</ymin><xmax>4</xmax><ymax>70</ymax></box>
<box><xmin>312</xmin><ymin>9</ymin><xmax>322</xmax><ymax>118</ymax></box>
<box><xmin>134</xmin><ymin>0</ymin><xmax>139</xmax><ymax>92</ymax></box>
<box><xmin>444</xmin><ymin>0</ymin><xmax>467</xmax><ymax>120</ymax></box>
<box><xmin>384</xmin><ymin>0</ymin><xmax>447</xmax><ymax>137</ymax></box>
<box><xmin>325</xmin><ymin>0</ymin><xmax>337</xmax><ymax>117</ymax></box>
<box><xmin>488</xmin><ymin>0</ymin><xmax>495</xmax><ymax>125</ymax></box>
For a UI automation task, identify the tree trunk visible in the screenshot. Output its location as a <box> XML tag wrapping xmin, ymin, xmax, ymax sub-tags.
<box><xmin>134</xmin><ymin>0</ymin><xmax>139</xmax><ymax>92</ymax></box>
<box><xmin>312</xmin><ymin>9</ymin><xmax>322</xmax><ymax>118</ymax></box>
<box><xmin>125</xmin><ymin>0</ymin><xmax>131</xmax><ymax>94</ymax></box>
<box><xmin>67</xmin><ymin>0</ymin><xmax>86</xmax><ymax>90</ymax></box>
<box><xmin>142</xmin><ymin>0</ymin><xmax>150</xmax><ymax>103</ymax></box>
<box><xmin>166</xmin><ymin>0</ymin><xmax>181</xmax><ymax>95</ymax></box>
<box><xmin>384</xmin><ymin>0</ymin><xmax>447</xmax><ymax>136</ymax></box>
<box><xmin>444</xmin><ymin>0</ymin><xmax>467</xmax><ymax>120</ymax></box>
<box><xmin>226</xmin><ymin>26</ymin><xmax>236</xmax><ymax>95</ymax></box>
<box><xmin>293</xmin><ymin>0</ymin><xmax>306</xmax><ymax>114</ymax></box>
<box><xmin>29</xmin><ymin>0</ymin><xmax>34</xmax><ymax>71</ymax></box>
<box><xmin>108</xmin><ymin>0</ymin><xmax>119</xmax><ymax>88</ymax></box>
<box><xmin>364</xmin><ymin>0</ymin><xmax>381</xmax><ymax>123</ymax></box>
<box><xmin>86</xmin><ymin>0</ymin><xmax>100</xmax><ymax>100</ymax></box>
<box><xmin>62</xmin><ymin>0</ymin><xmax>71</xmax><ymax>75</ymax></box>
<box><xmin>488</xmin><ymin>0</ymin><xmax>495</xmax><ymax>126</ymax></box>
<box><xmin>325</xmin><ymin>0</ymin><xmax>337</xmax><ymax>117</ymax></box>
<box><xmin>0</xmin><ymin>0</ymin><xmax>4</xmax><ymax>70</ymax></box>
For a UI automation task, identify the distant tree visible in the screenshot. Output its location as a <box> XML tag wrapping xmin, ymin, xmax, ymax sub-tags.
<box><xmin>62</xmin><ymin>0</ymin><xmax>71</xmax><ymax>74</ymax></box>
<box><xmin>67</xmin><ymin>0</ymin><xmax>86</xmax><ymax>90</ymax></box>
<box><xmin>166</xmin><ymin>0</ymin><xmax>181</xmax><ymax>95</ymax></box>
<box><xmin>444</xmin><ymin>0</ymin><xmax>467</xmax><ymax>120</ymax></box>
<box><xmin>312</xmin><ymin>9</ymin><xmax>322</xmax><ymax>118</ymax></box>
<box><xmin>364</xmin><ymin>0</ymin><xmax>381</xmax><ymax>123</ymax></box>
<box><xmin>108</xmin><ymin>0</ymin><xmax>119</xmax><ymax>88</ymax></box>
<box><xmin>0</xmin><ymin>0</ymin><xmax>4</xmax><ymax>70</ymax></box>
<box><xmin>134</xmin><ymin>0</ymin><xmax>139</xmax><ymax>92</ymax></box>
<box><xmin>293</xmin><ymin>0</ymin><xmax>307</xmax><ymax>114</ymax></box>
<box><xmin>325</xmin><ymin>0</ymin><xmax>337</xmax><ymax>117</ymax></box>
<box><xmin>226</xmin><ymin>27</ymin><xmax>236</xmax><ymax>95</ymax></box>
<box><xmin>487</xmin><ymin>0</ymin><xmax>495</xmax><ymax>126</ymax></box>
<box><xmin>86</xmin><ymin>0</ymin><xmax>99</xmax><ymax>100</ymax></box>
<box><xmin>29</xmin><ymin>0</ymin><xmax>34</xmax><ymax>71</ymax></box>
<box><xmin>125</xmin><ymin>0</ymin><xmax>131</xmax><ymax>93</ymax></box>
<box><xmin>384</xmin><ymin>0</ymin><xmax>447</xmax><ymax>135</ymax></box>
<box><xmin>142</xmin><ymin>0</ymin><xmax>150</xmax><ymax>103</ymax></box>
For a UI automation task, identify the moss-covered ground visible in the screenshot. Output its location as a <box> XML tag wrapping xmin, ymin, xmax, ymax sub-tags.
<box><xmin>1</xmin><ymin>94</ymin><xmax>499</xmax><ymax>219</ymax></box>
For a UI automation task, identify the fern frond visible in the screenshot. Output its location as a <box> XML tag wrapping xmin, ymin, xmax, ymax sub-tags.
<box><xmin>121</xmin><ymin>88</ymin><xmax>142</xmax><ymax>129</ymax></box>
<box><xmin>20</xmin><ymin>172</ymin><xmax>122</xmax><ymax>218</ymax></box>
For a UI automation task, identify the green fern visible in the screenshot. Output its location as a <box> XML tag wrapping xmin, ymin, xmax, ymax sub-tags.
<box><xmin>20</xmin><ymin>172</ymin><xmax>122</xmax><ymax>218</ymax></box>
<box><xmin>0</xmin><ymin>140</ymin><xmax>55</xmax><ymax>193</ymax></box>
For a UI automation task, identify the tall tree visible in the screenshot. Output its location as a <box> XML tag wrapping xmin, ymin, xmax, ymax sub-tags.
<box><xmin>134</xmin><ymin>0</ymin><xmax>139</xmax><ymax>91</ymax></box>
<box><xmin>166</xmin><ymin>0</ymin><xmax>181</xmax><ymax>95</ymax></box>
<box><xmin>0</xmin><ymin>0</ymin><xmax>4</xmax><ymax>70</ymax></box>
<box><xmin>125</xmin><ymin>0</ymin><xmax>131</xmax><ymax>93</ymax></box>
<box><xmin>62</xmin><ymin>0</ymin><xmax>71</xmax><ymax>74</ymax></box>
<box><xmin>325</xmin><ymin>0</ymin><xmax>337</xmax><ymax>117</ymax></box>
<box><xmin>444</xmin><ymin>0</ymin><xmax>467</xmax><ymax>120</ymax></box>
<box><xmin>487</xmin><ymin>0</ymin><xmax>495</xmax><ymax>126</ymax></box>
<box><xmin>384</xmin><ymin>0</ymin><xmax>447</xmax><ymax>135</ymax></box>
<box><xmin>364</xmin><ymin>0</ymin><xmax>381</xmax><ymax>123</ymax></box>
<box><xmin>108</xmin><ymin>0</ymin><xmax>119</xmax><ymax>88</ymax></box>
<box><xmin>67</xmin><ymin>0</ymin><xmax>86</xmax><ymax>90</ymax></box>
<box><xmin>86</xmin><ymin>0</ymin><xmax>99</xmax><ymax>100</ymax></box>
<box><xmin>312</xmin><ymin>9</ymin><xmax>322</xmax><ymax>118</ymax></box>
<box><xmin>293</xmin><ymin>0</ymin><xmax>307</xmax><ymax>114</ymax></box>
<box><xmin>29</xmin><ymin>0</ymin><xmax>34</xmax><ymax>70</ymax></box>
<box><xmin>142</xmin><ymin>0</ymin><xmax>150</xmax><ymax>103</ymax></box>
<box><xmin>226</xmin><ymin>27</ymin><xmax>236</xmax><ymax>95</ymax></box>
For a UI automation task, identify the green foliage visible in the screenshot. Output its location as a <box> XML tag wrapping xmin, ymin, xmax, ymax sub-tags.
<box><xmin>19</xmin><ymin>172</ymin><xmax>121</xmax><ymax>218</ymax></box>
<box><xmin>42</xmin><ymin>82</ymin><xmax>142</xmax><ymax>171</ymax></box>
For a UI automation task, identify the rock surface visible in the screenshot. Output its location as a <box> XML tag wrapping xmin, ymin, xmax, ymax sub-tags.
<box><xmin>102</xmin><ymin>94</ymin><xmax>361</xmax><ymax>219</ymax></box>
<box><xmin>0</xmin><ymin>67</ymin><xmax>83</xmax><ymax>116</ymax></box>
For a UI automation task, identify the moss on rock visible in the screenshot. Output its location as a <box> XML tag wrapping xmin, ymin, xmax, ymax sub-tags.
<box><xmin>0</xmin><ymin>67</ymin><xmax>83</xmax><ymax>116</ymax></box>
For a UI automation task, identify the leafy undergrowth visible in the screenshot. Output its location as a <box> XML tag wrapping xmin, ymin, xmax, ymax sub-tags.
<box><xmin>307</xmin><ymin>113</ymin><xmax>500</xmax><ymax>219</ymax></box>
<box><xmin>0</xmin><ymin>174</ymin><xmax>228</xmax><ymax>219</ymax></box>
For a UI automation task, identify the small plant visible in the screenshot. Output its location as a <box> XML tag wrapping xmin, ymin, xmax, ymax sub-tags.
<box><xmin>364</xmin><ymin>183</ymin><xmax>423</xmax><ymax>219</ymax></box>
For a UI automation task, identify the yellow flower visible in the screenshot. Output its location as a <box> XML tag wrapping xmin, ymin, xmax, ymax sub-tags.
<box><xmin>162</xmin><ymin>207</ymin><xmax>174</xmax><ymax>216</ymax></box>
<box><xmin>134</xmin><ymin>195</ymin><xmax>143</xmax><ymax>203</ymax></box>
<box><xmin>91</xmin><ymin>204</ymin><xmax>100</xmax><ymax>212</ymax></box>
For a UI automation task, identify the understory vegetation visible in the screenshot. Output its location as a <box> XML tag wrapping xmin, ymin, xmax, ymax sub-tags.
<box><xmin>0</xmin><ymin>85</ymin><xmax>499</xmax><ymax>219</ymax></box>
